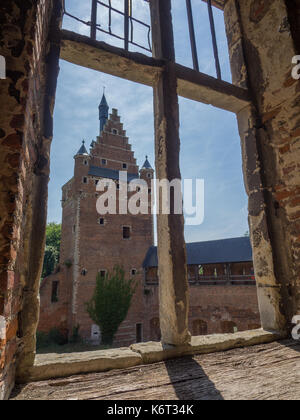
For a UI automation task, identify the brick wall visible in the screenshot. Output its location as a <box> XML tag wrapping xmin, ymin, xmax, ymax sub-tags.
<box><xmin>0</xmin><ymin>0</ymin><xmax>62</xmax><ymax>398</ymax></box>
<box><xmin>142</xmin><ymin>283</ymin><xmax>260</xmax><ymax>340</ymax></box>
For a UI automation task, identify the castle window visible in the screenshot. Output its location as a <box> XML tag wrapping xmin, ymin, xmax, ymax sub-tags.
<box><xmin>73</xmin><ymin>225</ymin><xmax>76</xmax><ymax>233</ymax></box>
<box><xmin>99</xmin><ymin>270</ymin><xmax>106</xmax><ymax>278</ymax></box>
<box><xmin>102</xmin><ymin>159</ymin><xmax>107</xmax><ymax>165</ymax></box>
<box><xmin>123</xmin><ymin>226</ymin><xmax>131</xmax><ymax>239</ymax></box>
<box><xmin>81</xmin><ymin>268</ymin><xmax>88</xmax><ymax>276</ymax></box>
<box><xmin>83</xmin><ymin>177</ymin><xmax>88</xmax><ymax>184</ymax></box>
<box><xmin>131</xmin><ymin>269</ymin><xmax>137</xmax><ymax>276</ymax></box>
<box><xmin>99</xmin><ymin>218</ymin><xmax>105</xmax><ymax>226</ymax></box>
<box><xmin>148</xmin><ymin>188</ymin><xmax>151</xmax><ymax>194</ymax></box>
<box><xmin>147</xmin><ymin>173</ymin><xmax>152</xmax><ymax>179</ymax></box>
<box><xmin>136</xmin><ymin>323</ymin><xmax>143</xmax><ymax>343</ymax></box>
<box><xmin>116</xmin><ymin>183</ymin><xmax>120</xmax><ymax>190</ymax></box>
<box><xmin>198</xmin><ymin>265</ymin><xmax>204</xmax><ymax>276</ymax></box>
<box><xmin>51</xmin><ymin>281</ymin><xmax>59</xmax><ymax>303</ymax></box>
<box><xmin>122</xmin><ymin>163</ymin><xmax>127</xmax><ymax>169</ymax></box>
<box><xmin>95</xmin><ymin>180</ymin><xmax>99</xmax><ymax>186</ymax></box>
<box><xmin>112</xmin><ymin>129</ymin><xmax>118</xmax><ymax>135</ymax></box>
<box><xmin>84</xmin><ymin>160</ymin><xmax>88</xmax><ymax>166</ymax></box>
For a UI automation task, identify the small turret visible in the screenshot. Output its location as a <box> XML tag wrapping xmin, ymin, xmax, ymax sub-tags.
<box><xmin>141</xmin><ymin>156</ymin><xmax>153</xmax><ymax>170</ymax></box>
<box><xmin>75</xmin><ymin>140</ymin><xmax>89</xmax><ymax>157</ymax></box>
<box><xmin>140</xmin><ymin>156</ymin><xmax>154</xmax><ymax>187</ymax></box>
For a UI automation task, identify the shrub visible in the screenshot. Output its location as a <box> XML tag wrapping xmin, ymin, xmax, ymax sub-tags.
<box><xmin>48</xmin><ymin>328</ymin><xmax>68</xmax><ymax>346</ymax></box>
<box><xmin>36</xmin><ymin>331</ymin><xmax>50</xmax><ymax>350</ymax></box>
<box><xmin>86</xmin><ymin>266</ymin><xmax>137</xmax><ymax>345</ymax></box>
<box><xmin>70</xmin><ymin>325</ymin><xmax>81</xmax><ymax>344</ymax></box>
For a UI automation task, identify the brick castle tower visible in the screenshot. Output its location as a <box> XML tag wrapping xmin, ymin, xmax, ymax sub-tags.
<box><xmin>39</xmin><ymin>94</ymin><xmax>154</xmax><ymax>346</ymax></box>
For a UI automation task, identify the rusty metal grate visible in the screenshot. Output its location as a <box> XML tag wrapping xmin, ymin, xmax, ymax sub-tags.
<box><xmin>63</xmin><ymin>0</ymin><xmax>223</xmax><ymax>79</ymax></box>
<box><xmin>63</xmin><ymin>0</ymin><xmax>152</xmax><ymax>53</ymax></box>
<box><xmin>186</xmin><ymin>0</ymin><xmax>222</xmax><ymax>79</ymax></box>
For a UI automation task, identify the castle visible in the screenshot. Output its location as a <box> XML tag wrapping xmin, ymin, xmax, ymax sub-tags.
<box><xmin>38</xmin><ymin>94</ymin><xmax>261</xmax><ymax>346</ymax></box>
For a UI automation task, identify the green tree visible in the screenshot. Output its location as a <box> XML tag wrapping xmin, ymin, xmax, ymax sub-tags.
<box><xmin>86</xmin><ymin>266</ymin><xmax>137</xmax><ymax>345</ymax></box>
<box><xmin>42</xmin><ymin>223</ymin><xmax>61</xmax><ymax>279</ymax></box>
<box><xmin>46</xmin><ymin>222</ymin><xmax>62</xmax><ymax>250</ymax></box>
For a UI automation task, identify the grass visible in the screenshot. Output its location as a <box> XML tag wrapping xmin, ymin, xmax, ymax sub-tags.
<box><xmin>36</xmin><ymin>341</ymin><xmax>111</xmax><ymax>355</ymax></box>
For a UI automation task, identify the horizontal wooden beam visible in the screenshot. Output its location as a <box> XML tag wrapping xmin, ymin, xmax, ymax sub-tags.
<box><xmin>176</xmin><ymin>63</ymin><xmax>251</xmax><ymax>113</ymax></box>
<box><xmin>60</xmin><ymin>29</ymin><xmax>163</xmax><ymax>87</ymax></box>
<box><xmin>201</xmin><ymin>0</ymin><xmax>225</xmax><ymax>10</ymax></box>
<box><xmin>60</xmin><ymin>30</ymin><xmax>251</xmax><ymax>113</ymax></box>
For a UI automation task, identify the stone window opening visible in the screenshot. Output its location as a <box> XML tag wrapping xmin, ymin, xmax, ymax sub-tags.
<box><xmin>221</xmin><ymin>321</ymin><xmax>238</xmax><ymax>334</ymax></box>
<box><xmin>101</xmin><ymin>159</ymin><xmax>107</xmax><ymax>165</ymax></box>
<box><xmin>99</xmin><ymin>218</ymin><xmax>105</xmax><ymax>226</ymax></box>
<box><xmin>150</xmin><ymin>318</ymin><xmax>161</xmax><ymax>342</ymax></box>
<box><xmin>51</xmin><ymin>281</ymin><xmax>59</xmax><ymax>303</ymax></box>
<box><xmin>99</xmin><ymin>270</ymin><xmax>107</xmax><ymax>278</ymax></box>
<box><xmin>3</xmin><ymin>0</ymin><xmax>298</xmax><ymax>397</ymax></box>
<box><xmin>112</xmin><ymin>128</ymin><xmax>118</xmax><ymax>135</ymax></box>
<box><xmin>131</xmin><ymin>269</ymin><xmax>137</xmax><ymax>276</ymax></box>
<box><xmin>192</xmin><ymin>320</ymin><xmax>208</xmax><ymax>336</ymax></box>
<box><xmin>123</xmin><ymin>226</ymin><xmax>131</xmax><ymax>240</ymax></box>
<box><xmin>198</xmin><ymin>265</ymin><xmax>204</xmax><ymax>276</ymax></box>
<box><xmin>83</xmin><ymin>177</ymin><xmax>88</xmax><ymax>184</ymax></box>
<box><xmin>122</xmin><ymin>163</ymin><xmax>127</xmax><ymax>169</ymax></box>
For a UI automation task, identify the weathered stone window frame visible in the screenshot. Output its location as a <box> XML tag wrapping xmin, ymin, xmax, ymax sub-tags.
<box><xmin>1</xmin><ymin>0</ymin><xmax>297</xmax><ymax>392</ymax></box>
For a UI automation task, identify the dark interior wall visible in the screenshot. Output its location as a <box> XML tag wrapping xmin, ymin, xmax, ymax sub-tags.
<box><xmin>285</xmin><ymin>0</ymin><xmax>300</xmax><ymax>54</ymax></box>
<box><xmin>0</xmin><ymin>0</ymin><xmax>63</xmax><ymax>399</ymax></box>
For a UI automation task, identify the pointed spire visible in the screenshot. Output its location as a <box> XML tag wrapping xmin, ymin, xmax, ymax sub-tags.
<box><xmin>99</xmin><ymin>89</ymin><xmax>109</xmax><ymax>133</ymax></box>
<box><xmin>142</xmin><ymin>155</ymin><xmax>153</xmax><ymax>170</ymax></box>
<box><xmin>76</xmin><ymin>140</ymin><xmax>89</xmax><ymax>156</ymax></box>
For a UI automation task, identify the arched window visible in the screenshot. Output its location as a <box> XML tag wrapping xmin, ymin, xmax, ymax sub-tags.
<box><xmin>192</xmin><ymin>319</ymin><xmax>208</xmax><ymax>336</ymax></box>
<box><xmin>150</xmin><ymin>317</ymin><xmax>161</xmax><ymax>341</ymax></box>
<box><xmin>221</xmin><ymin>321</ymin><xmax>238</xmax><ymax>334</ymax></box>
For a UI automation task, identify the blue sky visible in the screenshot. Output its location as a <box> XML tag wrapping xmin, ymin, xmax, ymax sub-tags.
<box><xmin>48</xmin><ymin>0</ymin><xmax>249</xmax><ymax>243</ymax></box>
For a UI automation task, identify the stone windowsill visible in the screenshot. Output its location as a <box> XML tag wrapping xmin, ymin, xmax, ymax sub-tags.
<box><xmin>27</xmin><ymin>329</ymin><xmax>286</xmax><ymax>383</ymax></box>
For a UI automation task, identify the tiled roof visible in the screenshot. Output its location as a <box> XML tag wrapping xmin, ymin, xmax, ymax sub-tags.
<box><xmin>143</xmin><ymin>237</ymin><xmax>253</xmax><ymax>268</ymax></box>
<box><xmin>142</xmin><ymin>156</ymin><xmax>153</xmax><ymax>170</ymax></box>
<box><xmin>76</xmin><ymin>141</ymin><xmax>89</xmax><ymax>156</ymax></box>
<box><xmin>89</xmin><ymin>166</ymin><xmax>139</xmax><ymax>182</ymax></box>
